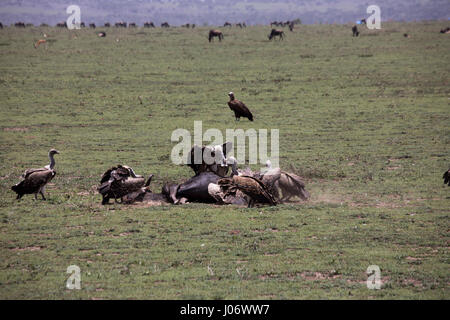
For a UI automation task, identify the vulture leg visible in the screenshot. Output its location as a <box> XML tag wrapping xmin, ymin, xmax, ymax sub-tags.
<box><xmin>247</xmin><ymin>198</ymin><xmax>255</xmax><ymax>208</ymax></box>
<box><xmin>34</xmin><ymin>193</ymin><xmax>38</xmax><ymax>200</ymax></box>
<box><xmin>101</xmin><ymin>196</ymin><xmax>110</xmax><ymax>205</ymax></box>
<box><xmin>39</xmin><ymin>190</ymin><xmax>46</xmax><ymax>200</ymax></box>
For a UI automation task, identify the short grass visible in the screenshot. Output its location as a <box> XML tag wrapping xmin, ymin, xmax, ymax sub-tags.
<box><xmin>0</xmin><ymin>22</ymin><xmax>449</xmax><ymax>299</ymax></box>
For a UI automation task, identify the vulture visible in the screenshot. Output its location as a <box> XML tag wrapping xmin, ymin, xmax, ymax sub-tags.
<box><xmin>186</xmin><ymin>142</ymin><xmax>233</xmax><ymax>176</ymax></box>
<box><xmin>98</xmin><ymin>165</ymin><xmax>152</xmax><ymax>205</ymax></box>
<box><xmin>11</xmin><ymin>149</ymin><xmax>60</xmax><ymax>200</ymax></box>
<box><xmin>218</xmin><ymin>175</ymin><xmax>277</xmax><ymax>208</ymax></box>
<box><xmin>227</xmin><ymin>92</ymin><xmax>254</xmax><ymax>121</ymax></box>
<box><xmin>264</xmin><ymin>160</ymin><xmax>310</xmax><ymax>202</ymax></box>
<box><xmin>443</xmin><ymin>168</ymin><xmax>450</xmax><ymax>186</ymax></box>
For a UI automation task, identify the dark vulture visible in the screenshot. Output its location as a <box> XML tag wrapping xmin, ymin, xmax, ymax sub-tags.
<box><xmin>227</xmin><ymin>92</ymin><xmax>253</xmax><ymax>121</ymax></box>
<box><xmin>11</xmin><ymin>149</ymin><xmax>59</xmax><ymax>200</ymax></box>
<box><xmin>98</xmin><ymin>165</ymin><xmax>152</xmax><ymax>205</ymax></box>
<box><xmin>218</xmin><ymin>175</ymin><xmax>277</xmax><ymax>208</ymax></box>
<box><xmin>443</xmin><ymin>168</ymin><xmax>450</xmax><ymax>186</ymax></box>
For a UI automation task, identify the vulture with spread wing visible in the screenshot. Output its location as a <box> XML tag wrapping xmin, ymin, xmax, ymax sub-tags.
<box><xmin>98</xmin><ymin>165</ymin><xmax>152</xmax><ymax>205</ymax></box>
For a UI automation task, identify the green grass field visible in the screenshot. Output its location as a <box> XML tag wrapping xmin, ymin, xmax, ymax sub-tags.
<box><xmin>0</xmin><ymin>22</ymin><xmax>449</xmax><ymax>299</ymax></box>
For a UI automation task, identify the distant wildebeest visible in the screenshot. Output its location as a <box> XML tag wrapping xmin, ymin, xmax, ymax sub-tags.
<box><xmin>0</xmin><ymin>22</ymin><xmax>3</xmax><ymax>29</ymax></box>
<box><xmin>270</xmin><ymin>21</ymin><xmax>280</xmax><ymax>27</ymax></box>
<box><xmin>15</xmin><ymin>22</ymin><xmax>26</xmax><ymax>28</ymax></box>
<box><xmin>89</xmin><ymin>23</ymin><xmax>96</xmax><ymax>29</ymax></box>
<box><xmin>115</xmin><ymin>22</ymin><xmax>127</xmax><ymax>28</ymax></box>
<box><xmin>26</xmin><ymin>23</ymin><xmax>33</xmax><ymax>27</ymax></box>
<box><xmin>268</xmin><ymin>29</ymin><xmax>284</xmax><ymax>40</ymax></box>
<box><xmin>80</xmin><ymin>22</ymin><xmax>85</xmax><ymax>28</ymax></box>
<box><xmin>104</xmin><ymin>22</ymin><xmax>110</xmax><ymax>27</ymax></box>
<box><xmin>440</xmin><ymin>27</ymin><xmax>450</xmax><ymax>33</ymax></box>
<box><xmin>144</xmin><ymin>22</ymin><xmax>155</xmax><ymax>28</ymax></box>
<box><xmin>209</xmin><ymin>29</ymin><xmax>224</xmax><ymax>42</ymax></box>
<box><xmin>40</xmin><ymin>23</ymin><xmax>49</xmax><ymax>27</ymax></box>
<box><xmin>56</xmin><ymin>22</ymin><xmax>67</xmax><ymax>28</ymax></box>
<box><xmin>161</xmin><ymin>22</ymin><xmax>170</xmax><ymax>28</ymax></box>
<box><xmin>360</xmin><ymin>18</ymin><xmax>367</xmax><ymax>25</ymax></box>
<box><xmin>224</xmin><ymin>22</ymin><xmax>232</xmax><ymax>27</ymax></box>
<box><xmin>191</xmin><ymin>24</ymin><xmax>196</xmax><ymax>28</ymax></box>
<box><xmin>352</xmin><ymin>25</ymin><xmax>359</xmax><ymax>37</ymax></box>
<box><xmin>128</xmin><ymin>22</ymin><xmax>136</xmax><ymax>28</ymax></box>
<box><xmin>236</xmin><ymin>23</ymin><xmax>243</xmax><ymax>28</ymax></box>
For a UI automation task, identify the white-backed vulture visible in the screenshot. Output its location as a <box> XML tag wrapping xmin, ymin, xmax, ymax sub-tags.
<box><xmin>11</xmin><ymin>149</ymin><xmax>59</xmax><ymax>200</ymax></box>
<box><xmin>98</xmin><ymin>165</ymin><xmax>152</xmax><ymax>205</ymax></box>
<box><xmin>263</xmin><ymin>161</ymin><xmax>309</xmax><ymax>202</ymax></box>
<box><xmin>228</xmin><ymin>92</ymin><xmax>253</xmax><ymax>121</ymax></box>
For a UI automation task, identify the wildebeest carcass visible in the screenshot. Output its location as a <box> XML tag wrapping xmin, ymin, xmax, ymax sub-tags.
<box><xmin>440</xmin><ymin>27</ymin><xmax>450</xmax><ymax>34</ymax></box>
<box><xmin>268</xmin><ymin>29</ymin><xmax>284</xmax><ymax>40</ymax></box>
<box><xmin>11</xmin><ymin>149</ymin><xmax>60</xmax><ymax>200</ymax></box>
<box><xmin>163</xmin><ymin>172</ymin><xmax>222</xmax><ymax>204</ymax></box>
<box><xmin>209</xmin><ymin>30</ymin><xmax>223</xmax><ymax>42</ymax></box>
<box><xmin>98</xmin><ymin>165</ymin><xmax>152</xmax><ymax>205</ymax></box>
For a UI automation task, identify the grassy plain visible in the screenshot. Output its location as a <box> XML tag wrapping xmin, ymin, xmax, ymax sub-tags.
<box><xmin>0</xmin><ymin>22</ymin><xmax>449</xmax><ymax>299</ymax></box>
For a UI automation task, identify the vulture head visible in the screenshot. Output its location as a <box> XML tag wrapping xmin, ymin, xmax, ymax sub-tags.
<box><xmin>49</xmin><ymin>149</ymin><xmax>60</xmax><ymax>155</ymax></box>
<box><xmin>228</xmin><ymin>92</ymin><xmax>235</xmax><ymax>100</ymax></box>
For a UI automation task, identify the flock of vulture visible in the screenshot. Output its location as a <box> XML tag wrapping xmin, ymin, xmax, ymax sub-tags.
<box><xmin>10</xmin><ymin>144</ymin><xmax>310</xmax><ymax>208</ymax></box>
<box><xmin>10</xmin><ymin>92</ymin><xmax>311</xmax><ymax>208</ymax></box>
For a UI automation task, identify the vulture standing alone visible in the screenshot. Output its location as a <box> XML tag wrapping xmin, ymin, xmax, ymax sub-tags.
<box><xmin>98</xmin><ymin>165</ymin><xmax>152</xmax><ymax>205</ymax></box>
<box><xmin>227</xmin><ymin>92</ymin><xmax>253</xmax><ymax>121</ymax></box>
<box><xmin>11</xmin><ymin>149</ymin><xmax>60</xmax><ymax>200</ymax></box>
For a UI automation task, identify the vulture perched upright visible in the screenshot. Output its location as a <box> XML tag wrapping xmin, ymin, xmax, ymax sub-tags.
<box><xmin>11</xmin><ymin>149</ymin><xmax>60</xmax><ymax>200</ymax></box>
<box><xmin>227</xmin><ymin>92</ymin><xmax>253</xmax><ymax>121</ymax></box>
<box><xmin>443</xmin><ymin>168</ymin><xmax>450</xmax><ymax>186</ymax></box>
<box><xmin>98</xmin><ymin>165</ymin><xmax>152</xmax><ymax>205</ymax></box>
<box><xmin>218</xmin><ymin>175</ymin><xmax>277</xmax><ymax>208</ymax></box>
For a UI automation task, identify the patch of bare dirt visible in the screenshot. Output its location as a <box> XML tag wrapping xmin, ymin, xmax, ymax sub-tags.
<box><xmin>10</xmin><ymin>246</ymin><xmax>44</xmax><ymax>251</ymax></box>
<box><xmin>3</xmin><ymin>127</ymin><xmax>29</xmax><ymax>132</ymax></box>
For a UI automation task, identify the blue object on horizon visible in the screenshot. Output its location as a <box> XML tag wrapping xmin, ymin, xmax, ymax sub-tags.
<box><xmin>356</xmin><ymin>20</ymin><xmax>362</xmax><ymax>24</ymax></box>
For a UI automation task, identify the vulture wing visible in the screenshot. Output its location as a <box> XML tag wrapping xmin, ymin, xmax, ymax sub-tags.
<box><xmin>22</xmin><ymin>167</ymin><xmax>49</xmax><ymax>179</ymax></box>
<box><xmin>13</xmin><ymin>169</ymin><xmax>55</xmax><ymax>195</ymax></box>
<box><xmin>228</xmin><ymin>100</ymin><xmax>254</xmax><ymax>121</ymax></box>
